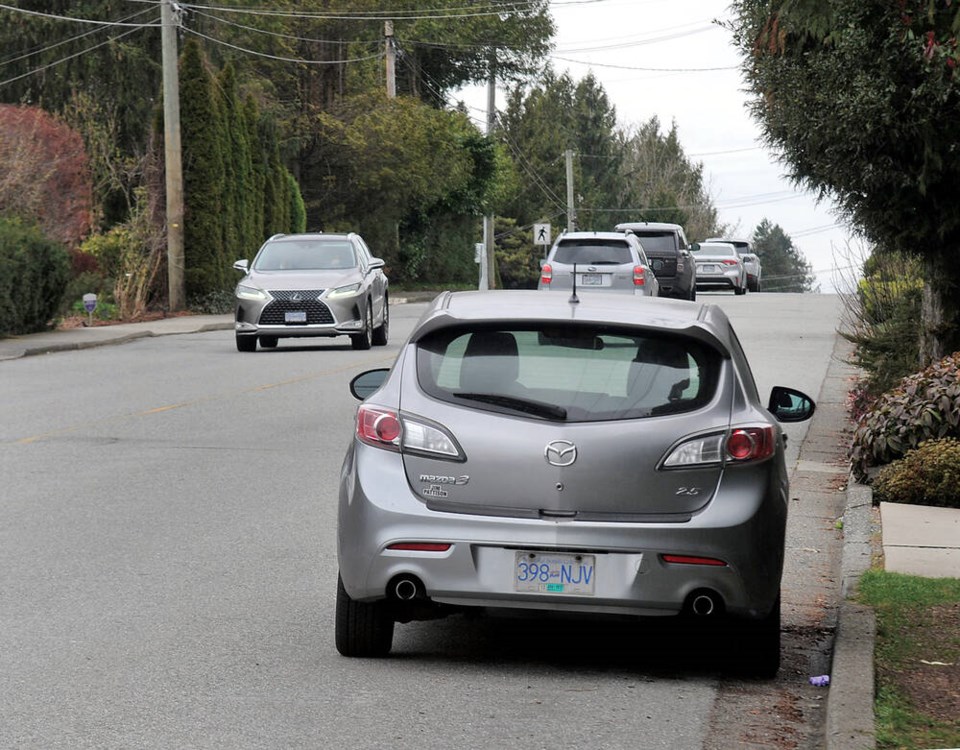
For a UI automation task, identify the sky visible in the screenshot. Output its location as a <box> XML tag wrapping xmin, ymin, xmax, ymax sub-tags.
<box><xmin>458</xmin><ymin>0</ymin><xmax>866</xmax><ymax>293</ymax></box>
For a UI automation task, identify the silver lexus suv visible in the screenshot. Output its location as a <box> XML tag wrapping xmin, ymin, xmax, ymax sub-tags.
<box><xmin>336</xmin><ymin>290</ymin><xmax>814</xmax><ymax>676</ymax></box>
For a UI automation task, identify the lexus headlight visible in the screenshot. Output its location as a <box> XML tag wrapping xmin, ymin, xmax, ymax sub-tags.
<box><xmin>236</xmin><ymin>284</ymin><xmax>269</xmax><ymax>301</ymax></box>
<box><xmin>328</xmin><ymin>282</ymin><xmax>361</xmax><ymax>298</ymax></box>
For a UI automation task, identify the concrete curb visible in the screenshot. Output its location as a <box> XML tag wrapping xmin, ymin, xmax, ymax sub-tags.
<box><xmin>826</xmin><ymin>480</ymin><xmax>877</xmax><ymax>750</ymax></box>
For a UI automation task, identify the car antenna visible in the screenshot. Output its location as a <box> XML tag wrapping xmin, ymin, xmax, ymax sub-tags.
<box><xmin>569</xmin><ymin>262</ymin><xmax>580</xmax><ymax>304</ymax></box>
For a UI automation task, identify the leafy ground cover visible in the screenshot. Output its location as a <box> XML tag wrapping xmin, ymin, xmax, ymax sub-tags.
<box><xmin>858</xmin><ymin>570</ymin><xmax>960</xmax><ymax>749</ymax></box>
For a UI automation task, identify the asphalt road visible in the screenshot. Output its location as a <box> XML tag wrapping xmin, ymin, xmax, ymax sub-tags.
<box><xmin>0</xmin><ymin>292</ymin><xmax>846</xmax><ymax>750</ymax></box>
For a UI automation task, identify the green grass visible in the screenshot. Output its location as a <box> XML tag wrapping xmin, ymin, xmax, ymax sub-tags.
<box><xmin>857</xmin><ymin>569</ymin><xmax>960</xmax><ymax>749</ymax></box>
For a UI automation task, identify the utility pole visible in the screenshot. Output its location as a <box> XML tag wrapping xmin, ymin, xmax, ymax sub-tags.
<box><xmin>385</xmin><ymin>21</ymin><xmax>396</xmax><ymax>98</ymax></box>
<box><xmin>565</xmin><ymin>148</ymin><xmax>577</xmax><ymax>233</ymax></box>
<box><xmin>160</xmin><ymin>0</ymin><xmax>185</xmax><ymax>311</ymax></box>
<box><xmin>480</xmin><ymin>53</ymin><xmax>496</xmax><ymax>290</ymax></box>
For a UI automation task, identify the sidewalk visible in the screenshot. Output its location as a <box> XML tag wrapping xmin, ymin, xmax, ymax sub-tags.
<box><xmin>0</xmin><ymin>313</ymin><xmax>234</xmax><ymax>361</ymax></box>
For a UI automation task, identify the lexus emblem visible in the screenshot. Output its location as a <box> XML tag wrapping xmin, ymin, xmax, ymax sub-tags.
<box><xmin>291</xmin><ymin>293</ymin><xmax>302</xmax><ymax>302</ymax></box>
<box><xmin>544</xmin><ymin>440</ymin><xmax>577</xmax><ymax>467</ymax></box>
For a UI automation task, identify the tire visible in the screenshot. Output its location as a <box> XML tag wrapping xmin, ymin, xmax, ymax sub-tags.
<box><xmin>729</xmin><ymin>595</ymin><xmax>781</xmax><ymax>678</ymax></box>
<box><xmin>734</xmin><ymin>283</ymin><xmax>746</xmax><ymax>296</ymax></box>
<box><xmin>753</xmin><ymin>279</ymin><xmax>761</xmax><ymax>293</ymax></box>
<box><xmin>259</xmin><ymin>336</ymin><xmax>278</xmax><ymax>348</ymax></box>
<box><xmin>371</xmin><ymin>296</ymin><xmax>389</xmax><ymax>347</ymax></box>
<box><xmin>688</xmin><ymin>285</ymin><xmax>697</xmax><ymax>302</ymax></box>
<box><xmin>236</xmin><ymin>334</ymin><xmax>257</xmax><ymax>352</ymax></box>
<box><xmin>351</xmin><ymin>305</ymin><xmax>373</xmax><ymax>350</ymax></box>
<box><xmin>335</xmin><ymin>574</ymin><xmax>394</xmax><ymax>657</ymax></box>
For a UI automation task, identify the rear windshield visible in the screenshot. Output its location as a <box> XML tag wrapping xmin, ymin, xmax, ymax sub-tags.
<box><xmin>630</xmin><ymin>232</ymin><xmax>676</xmax><ymax>255</ymax></box>
<box><xmin>552</xmin><ymin>240</ymin><xmax>632</xmax><ymax>265</ymax></box>
<box><xmin>416</xmin><ymin>324</ymin><xmax>721</xmax><ymax>422</ymax></box>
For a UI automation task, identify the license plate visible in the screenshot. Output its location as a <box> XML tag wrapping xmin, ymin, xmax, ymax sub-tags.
<box><xmin>284</xmin><ymin>310</ymin><xmax>307</xmax><ymax>323</ymax></box>
<box><xmin>514</xmin><ymin>551</ymin><xmax>596</xmax><ymax>595</ymax></box>
<box><xmin>581</xmin><ymin>273</ymin><xmax>603</xmax><ymax>286</ymax></box>
<box><xmin>698</xmin><ymin>264</ymin><xmax>718</xmax><ymax>274</ymax></box>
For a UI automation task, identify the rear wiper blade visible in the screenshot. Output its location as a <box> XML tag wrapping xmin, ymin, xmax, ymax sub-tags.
<box><xmin>454</xmin><ymin>392</ymin><xmax>567</xmax><ymax>420</ymax></box>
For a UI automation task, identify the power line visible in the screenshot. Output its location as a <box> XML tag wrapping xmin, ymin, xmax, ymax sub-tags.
<box><xmin>0</xmin><ymin>25</ymin><xmax>145</xmax><ymax>88</ymax></box>
<box><xmin>178</xmin><ymin>1</ymin><xmax>553</xmax><ymax>22</ymax></box>
<box><xmin>551</xmin><ymin>55</ymin><xmax>737</xmax><ymax>72</ymax></box>
<box><xmin>0</xmin><ymin>3</ymin><xmax>160</xmax><ymax>27</ymax></box>
<box><xmin>0</xmin><ymin>6</ymin><xmax>158</xmax><ymax>68</ymax></box>
<box><xmin>183</xmin><ymin>26</ymin><xmax>384</xmax><ymax>65</ymax></box>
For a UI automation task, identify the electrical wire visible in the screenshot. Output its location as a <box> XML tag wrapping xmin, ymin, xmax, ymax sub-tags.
<box><xmin>0</xmin><ymin>3</ymin><xmax>160</xmax><ymax>27</ymax></box>
<box><xmin>189</xmin><ymin>8</ymin><xmax>381</xmax><ymax>48</ymax></box>
<box><xmin>551</xmin><ymin>55</ymin><xmax>737</xmax><ymax>72</ymax></box>
<box><xmin>179</xmin><ymin>1</ymin><xmax>552</xmax><ymax>22</ymax></box>
<box><xmin>0</xmin><ymin>25</ymin><xmax>144</xmax><ymax>88</ymax></box>
<box><xmin>0</xmin><ymin>6</ymin><xmax>158</xmax><ymax>68</ymax></box>
<box><xmin>183</xmin><ymin>26</ymin><xmax>384</xmax><ymax>65</ymax></box>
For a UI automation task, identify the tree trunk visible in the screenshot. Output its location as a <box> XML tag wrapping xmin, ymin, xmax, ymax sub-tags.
<box><xmin>920</xmin><ymin>252</ymin><xmax>960</xmax><ymax>366</ymax></box>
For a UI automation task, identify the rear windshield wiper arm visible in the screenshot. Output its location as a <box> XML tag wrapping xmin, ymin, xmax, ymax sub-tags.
<box><xmin>454</xmin><ymin>392</ymin><xmax>567</xmax><ymax>421</ymax></box>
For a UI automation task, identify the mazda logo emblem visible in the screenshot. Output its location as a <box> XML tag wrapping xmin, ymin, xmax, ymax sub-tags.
<box><xmin>544</xmin><ymin>440</ymin><xmax>577</xmax><ymax>467</ymax></box>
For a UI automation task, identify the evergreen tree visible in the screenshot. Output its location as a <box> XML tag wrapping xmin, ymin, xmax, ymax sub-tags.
<box><xmin>179</xmin><ymin>39</ymin><xmax>227</xmax><ymax>300</ymax></box>
<box><xmin>751</xmin><ymin>219</ymin><xmax>816</xmax><ymax>293</ymax></box>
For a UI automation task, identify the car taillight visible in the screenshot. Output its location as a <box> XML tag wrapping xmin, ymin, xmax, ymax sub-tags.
<box><xmin>661</xmin><ymin>426</ymin><xmax>776</xmax><ymax>468</ymax></box>
<box><xmin>541</xmin><ymin>264</ymin><xmax>553</xmax><ymax>285</ymax></box>
<box><xmin>356</xmin><ymin>405</ymin><xmax>401</xmax><ymax>450</ymax></box>
<box><xmin>726</xmin><ymin>427</ymin><xmax>776</xmax><ymax>462</ymax></box>
<box><xmin>356</xmin><ymin>406</ymin><xmax>464</xmax><ymax>460</ymax></box>
<box><xmin>633</xmin><ymin>266</ymin><xmax>646</xmax><ymax>286</ymax></box>
<box><xmin>721</xmin><ymin>259</ymin><xmax>739</xmax><ymax>266</ymax></box>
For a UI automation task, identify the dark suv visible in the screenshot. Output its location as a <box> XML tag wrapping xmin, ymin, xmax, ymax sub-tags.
<box><xmin>615</xmin><ymin>222</ymin><xmax>696</xmax><ymax>301</ymax></box>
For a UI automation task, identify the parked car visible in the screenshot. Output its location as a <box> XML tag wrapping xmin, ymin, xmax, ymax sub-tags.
<box><xmin>335</xmin><ymin>289</ymin><xmax>816</xmax><ymax>676</ymax></box>
<box><xmin>706</xmin><ymin>237</ymin><xmax>761</xmax><ymax>292</ymax></box>
<box><xmin>614</xmin><ymin>221</ymin><xmax>697</xmax><ymax>301</ymax></box>
<box><xmin>538</xmin><ymin>231</ymin><xmax>659</xmax><ymax>297</ymax></box>
<box><xmin>691</xmin><ymin>241</ymin><xmax>748</xmax><ymax>295</ymax></box>
<box><xmin>232</xmin><ymin>232</ymin><xmax>389</xmax><ymax>352</ymax></box>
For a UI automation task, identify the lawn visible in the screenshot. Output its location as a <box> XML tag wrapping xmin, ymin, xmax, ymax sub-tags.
<box><xmin>858</xmin><ymin>569</ymin><xmax>960</xmax><ymax>749</ymax></box>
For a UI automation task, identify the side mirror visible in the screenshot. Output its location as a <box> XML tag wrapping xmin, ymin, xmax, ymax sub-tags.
<box><xmin>368</xmin><ymin>258</ymin><xmax>385</xmax><ymax>270</ymax></box>
<box><xmin>689</xmin><ymin>243</ymin><xmax>700</xmax><ymax>252</ymax></box>
<box><xmin>768</xmin><ymin>386</ymin><xmax>816</xmax><ymax>423</ymax></box>
<box><xmin>350</xmin><ymin>368</ymin><xmax>390</xmax><ymax>401</ymax></box>
<box><xmin>233</xmin><ymin>259</ymin><xmax>249</xmax><ymax>272</ymax></box>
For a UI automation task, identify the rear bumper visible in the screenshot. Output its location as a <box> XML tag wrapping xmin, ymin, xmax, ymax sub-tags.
<box><xmin>338</xmin><ymin>444</ymin><xmax>787</xmax><ymax>620</ymax></box>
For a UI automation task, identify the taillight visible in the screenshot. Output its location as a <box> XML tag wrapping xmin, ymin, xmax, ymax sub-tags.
<box><xmin>726</xmin><ymin>427</ymin><xmax>775</xmax><ymax>462</ymax></box>
<box><xmin>721</xmin><ymin>259</ymin><xmax>739</xmax><ymax>266</ymax></box>
<box><xmin>355</xmin><ymin>406</ymin><xmax>464</xmax><ymax>460</ymax></box>
<box><xmin>633</xmin><ymin>265</ymin><xmax>646</xmax><ymax>286</ymax></box>
<box><xmin>356</xmin><ymin>405</ymin><xmax>401</xmax><ymax>450</ymax></box>
<box><xmin>661</xmin><ymin>426</ymin><xmax>776</xmax><ymax>468</ymax></box>
<box><xmin>541</xmin><ymin>264</ymin><xmax>553</xmax><ymax>285</ymax></box>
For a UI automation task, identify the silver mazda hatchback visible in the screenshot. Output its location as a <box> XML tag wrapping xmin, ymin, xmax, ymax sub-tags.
<box><xmin>336</xmin><ymin>290</ymin><xmax>814</xmax><ymax>676</ymax></box>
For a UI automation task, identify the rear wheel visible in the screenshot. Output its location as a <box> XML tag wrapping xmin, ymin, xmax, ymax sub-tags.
<box><xmin>236</xmin><ymin>334</ymin><xmax>257</xmax><ymax>352</ymax></box>
<box><xmin>351</xmin><ymin>305</ymin><xmax>373</xmax><ymax>350</ymax></box>
<box><xmin>372</xmin><ymin>297</ymin><xmax>389</xmax><ymax>346</ymax></box>
<box><xmin>734</xmin><ymin>283</ymin><xmax>746</xmax><ymax>296</ymax></box>
<box><xmin>335</xmin><ymin>574</ymin><xmax>394</xmax><ymax>657</ymax></box>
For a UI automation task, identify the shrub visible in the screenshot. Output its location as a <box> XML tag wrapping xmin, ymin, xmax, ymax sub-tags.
<box><xmin>840</xmin><ymin>251</ymin><xmax>923</xmax><ymax>403</ymax></box>
<box><xmin>0</xmin><ymin>218</ymin><xmax>70</xmax><ymax>336</ymax></box>
<box><xmin>850</xmin><ymin>352</ymin><xmax>960</xmax><ymax>481</ymax></box>
<box><xmin>872</xmin><ymin>439</ymin><xmax>960</xmax><ymax>508</ymax></box>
